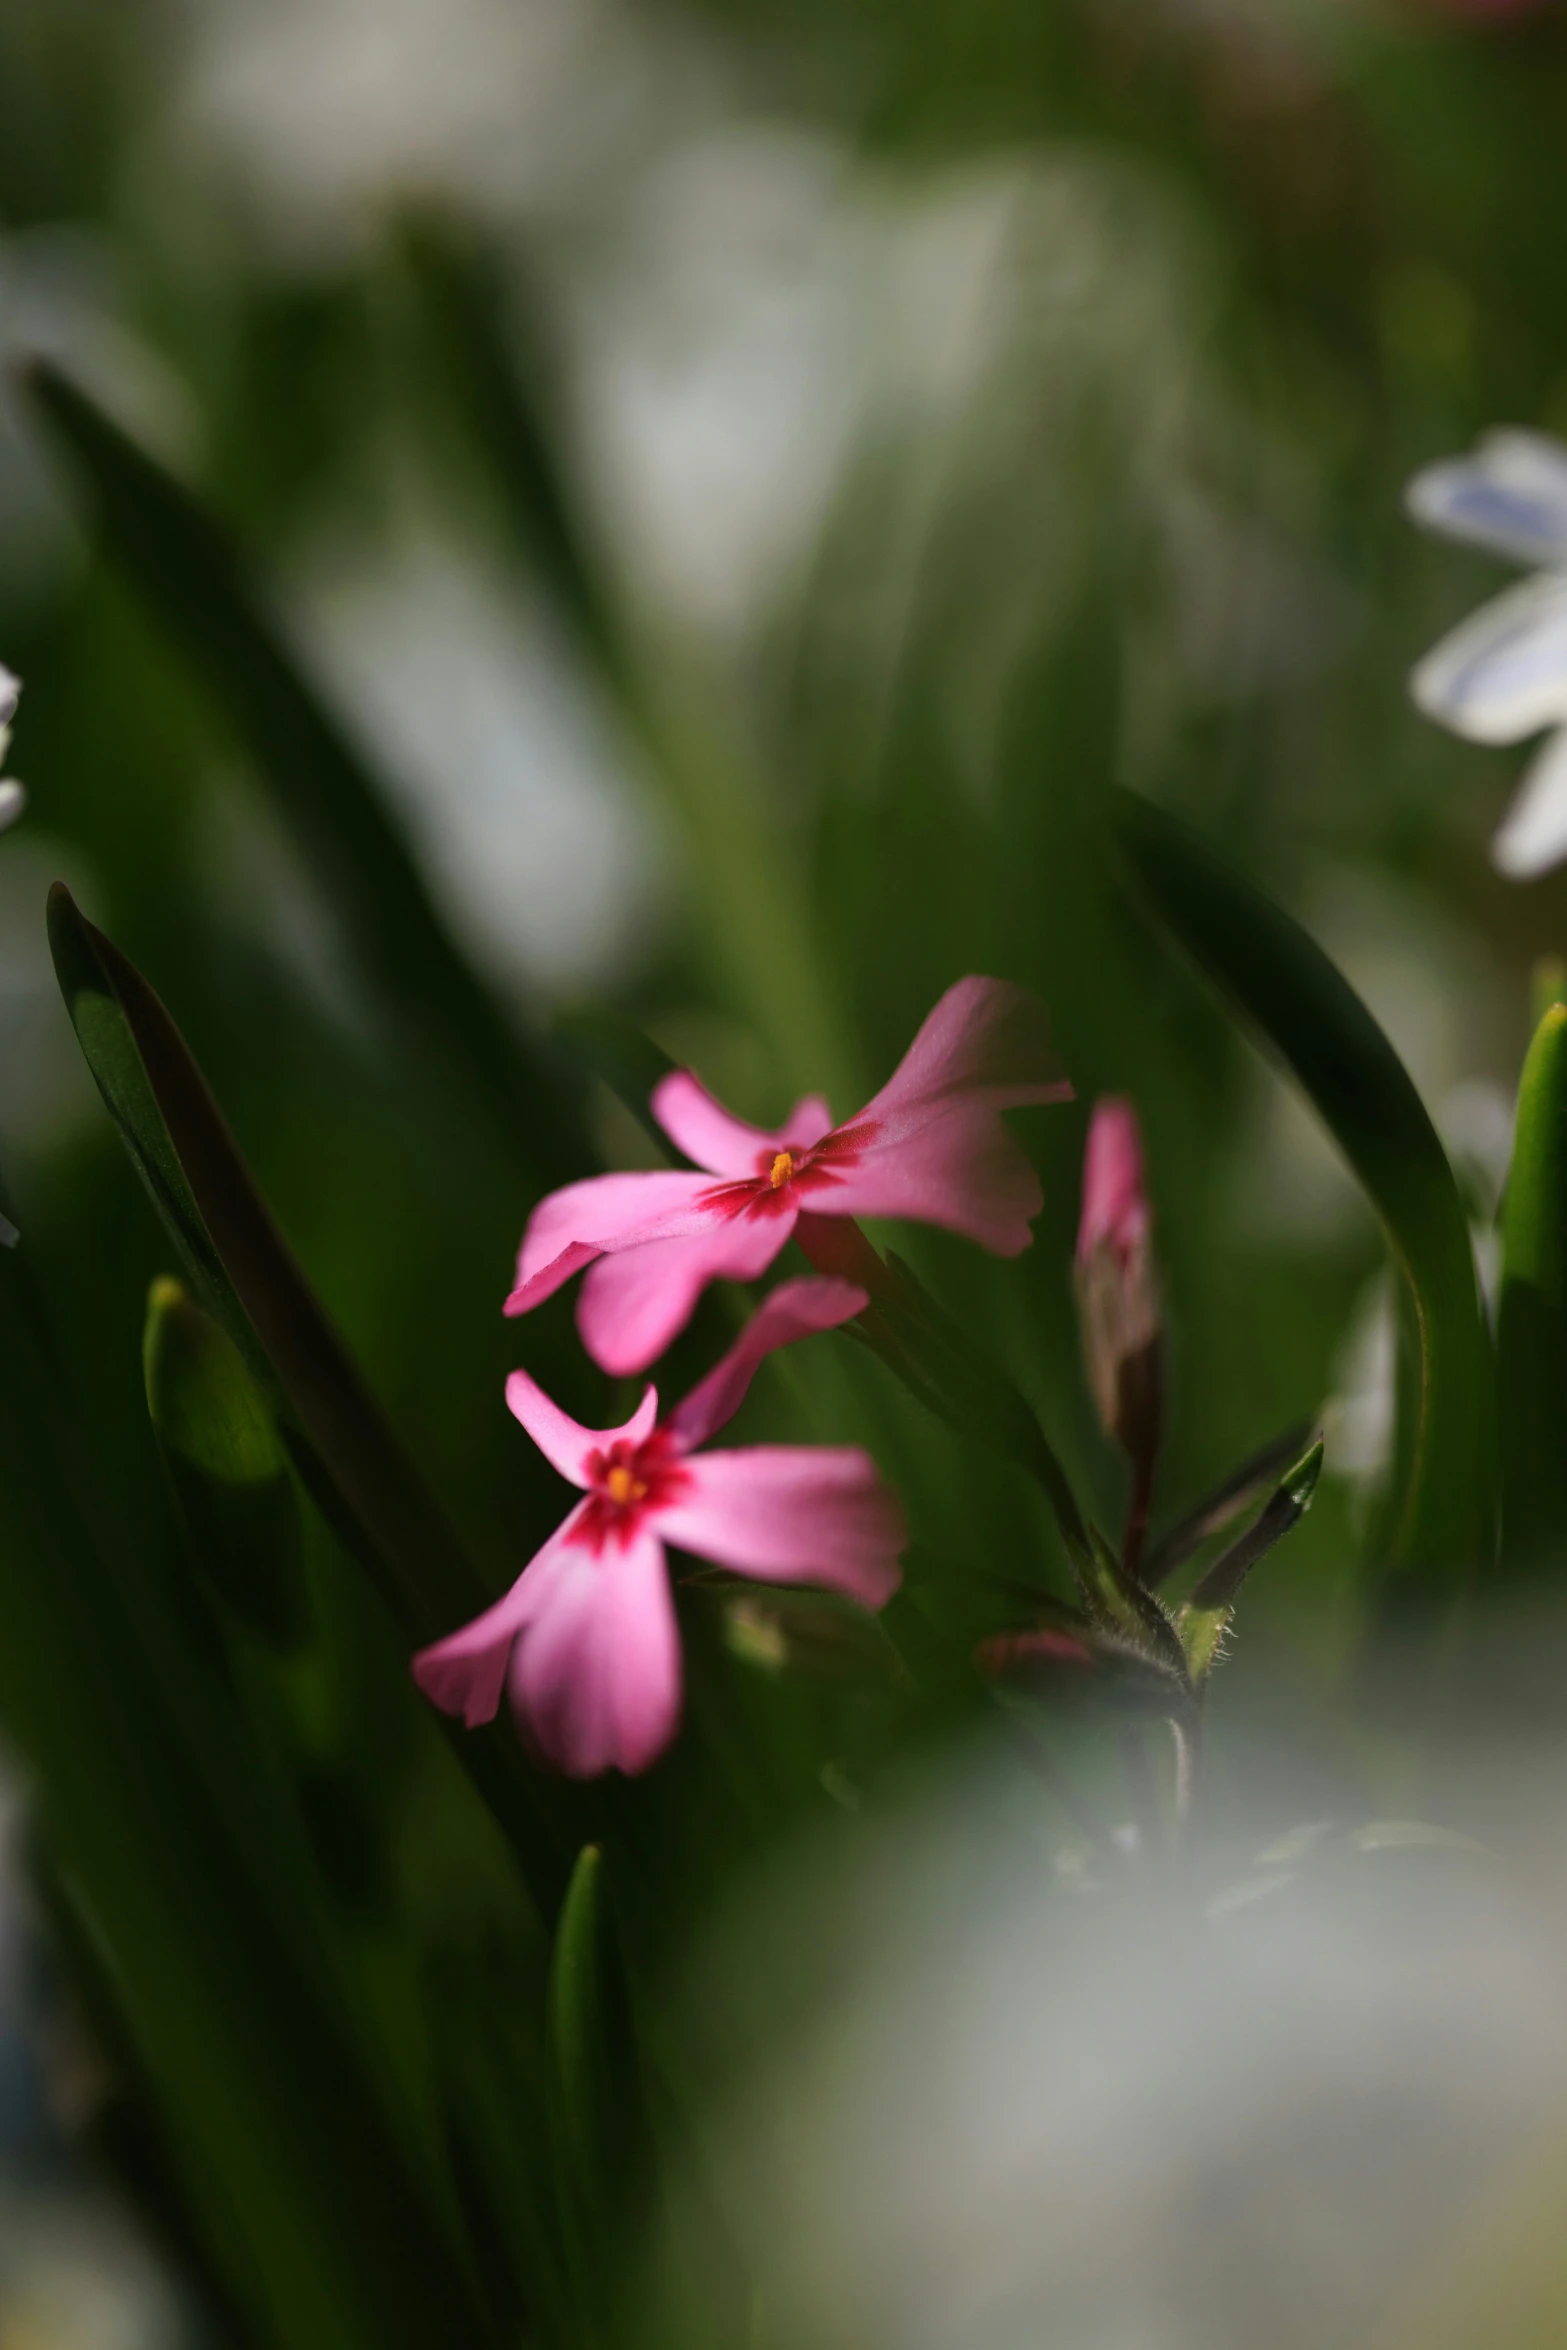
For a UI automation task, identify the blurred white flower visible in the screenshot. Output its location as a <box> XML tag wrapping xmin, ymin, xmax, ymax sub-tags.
<box><xmin>653</xmin><ymin>1722</ymin><xmax>1567</xmax><ymax>2350</ymax></box>
<box><xmin>290</xmin><ymin>514</ymin><xmax>670</xmax><ymax>995</ymax></box>
<box><xmin>1408</xmin><ymin>429</ymin><xmax>1567</xmax><ymax>879</ymax></box>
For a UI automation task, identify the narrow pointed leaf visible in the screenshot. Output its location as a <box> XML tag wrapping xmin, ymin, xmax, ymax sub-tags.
<box><xmin>873</xmin><ymin>1250</ymin><xmax>1091</xmax><ymax>1569</ymax></box>
<box><xmin>51</xmin><ymin>883</ymin><xmax>489</xmax><ymax>1642</ymax></box>
<box><xmin>546</xmin><ymin>1841</ymin><xmax>641</xmax><ymax>2337</ymax></box>
<box><xmin>1182</xmin><ymin>1438</ymin><xmax>1325</xmax><ymax>1680</ymax></box>
<box><xmin>1085</xmin><ymin>1524</ymin><xmax>1194</xmax><ymax>1701</ymax></box>
<box><xmin>144</xmin><ymin>1275</ymin><xmax>308</xmax><ymax>1648</ymax></box>
<box><xmin>1144</xmin><ymin>1420</ymin><xmax>1315</xmax><ymax>1587</ymax></box>
<box><xmin>1113</xmin><ymin>792</ymin><xmax>1493</xmax><ymax>1579</ymax></box>
<box><xmin>1498</xmin><ymin>1003</ymin><xmax>1567</xmax><ymax>1571</ymax></box>
<box><xmin>552</xmin><ymin>1006</ymin><xmax>683</xmax><ymax>1161</ymax></box>
<box><xmin>399</xmin><ymin>217</ymin><xmax>625</xmax><ymax>685</ymax></box>
<box><xmin>0</xmin><ymin>1251</ymin><xmax>494</xmax><ymax>2350</ymax></box>
<box><xmin>1189</xmin><ymin>1436</ymin><xmax>1324</xmax><ymax>1613</ymax></box>
<box><xmin>397</xmin><ymin>226</ymin><xmax>854</xmax><ymax>1105</ymax></box>
<box><xmin>23</xmin><ymin>358</ymin><xmax>588</xmax><ymax>1187</ymax></box>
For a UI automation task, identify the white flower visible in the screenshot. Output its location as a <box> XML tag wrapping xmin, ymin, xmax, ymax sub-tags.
<box><xmin>1407</xmin><ymin>430</ymin><xmax>1567</xmax><ymax>880</ymax></box>
<box><xmin>0</xmin><ymin>665</ymin><xmax>22</xmax><ymax>836</ymax></box>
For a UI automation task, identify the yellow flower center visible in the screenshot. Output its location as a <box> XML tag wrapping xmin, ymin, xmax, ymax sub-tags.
<box><xmin>769</xmin><ymin>1150</ymin><xmax>795</xmax><ymax>1190</ymax></box>
<box><xmin>605</xmin><ymin>1464</ymin><xmax>646</xmax><ymax>1507</ymax></box>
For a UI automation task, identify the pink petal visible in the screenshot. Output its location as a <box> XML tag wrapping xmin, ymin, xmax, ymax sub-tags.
<box><xmin>781</xmin><ymin>1094</ymin><xmax>836</xmax><ymax>1151</ymax></box>
<box><xmin>411</xmin><ymin>1508</ymin><xmax>585</xmax><ymax>1728</ymax></box>
<box><xmin>665</xmin><ymin>1277</ymin><xmax>868</xmax><ymax>1453</ymax></box>
<box><xmin>657</xmin><ymin>1446</ymin><xmax>905</xmax><ymax>1609</ymax></box>
<box><xmin>652</xmin><ymin>1070</ymin><xmax>833</xmax><ymax>1175</ymax></box>
<box><xmin>823</xmin><ymin>976</ymin><xmax>1071</xmax><ymax>1253</ymax></box>
<box><xmin>504</xmin><ymin>1370</ymin><xmax>658</xmax><ymax>1486</ymax></box>
<box><xmin>1077</xmin><ymin>1097</ymin><xmax>1150</xmax><ymax>1264</ymax></box>
<box><xmin>575</xmin><ymin>1211</ymin><xmax>796</xmax><ymax>1377</ymax></box>
<box><xmin>864</xmin><ymin>977</ymin><xmax>1069</xmax><ymax>1120</ymax></box>
<box><xmin>507</xmin><ymin>1170</ymin><xmax>721</xmax><ymax>1316</ymax></box>
<box><xmin>818</xmin><ymin>1103</ymin><xmax>1042</xmax><ymax>1252</ymax></box>
<box><xmin>508</xmin><ymin>1525</ymin><xmax>681</xmax><ymax>1777</ymax></box>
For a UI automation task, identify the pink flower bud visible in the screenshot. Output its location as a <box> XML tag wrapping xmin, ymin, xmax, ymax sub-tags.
<box><xmin>1075</xmin><ymin>1098</ymin><xmax>1162</xmax><ymax>1470</ymax></box>
<box><xmin>1077</xmin><ymin>1097</ymin><xmax>1151</xmax><ymax>1267</ymax></box>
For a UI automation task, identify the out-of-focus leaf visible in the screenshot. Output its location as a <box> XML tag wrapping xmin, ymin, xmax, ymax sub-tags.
<box><xmin>0</xmin><ymin>1249</ymin><xmax>495</xmax><ymax>2350</ymax></box>
<box><xmin>716</xmin><ymin>1587</ymin><xmax>904</xmax><ymax>1684</ymax></box>
<box><xmin>553</xmin><ymin>1005</ymin><xmax>683</xmax><ymax>1161</ymax></box>
<box><xmin>144</xmin><ymin>1274</ymin><xmax>308</xmax><ymax>1649</ymax></box>
<box><xmin>1113</xmin><ymin>792</ymin><xmax>1493</xmax><ymax>1581</ymax></box>
<box><xmin>547</xmin><ymin>1844</ymin><xmax>611</xmax><ymax>2196</ymax></box>
<box><xmin>546</xmin><ymin>1842</ymin><xmax>639</xmax><ymax>2340</ymax></box>
<box><xmin>23</xmin><ymin>357</ymin><xmax>588</xmax><ymax>1189</ymax></box>
<box><xmin>1498</xmin><ymin>1003</ymin><xmax>1567</xmax><ymax>1572</ymax></box>
<box><xmin>1181</xmin><ymin>1437</ymin><xmax>1325</xmax><ymax>1680</ymax></box>
<box><xmin>862</xmin><ymin>1248</ymin><xmax>1091</xmax><ymax>1573</ymax></box>
<box><xmin>1531</xmin><ymin>954</ymin><xmax>1567</xmax><ymax>1029</ymax></box>
<box><xmin>1144</xmin><ymin>1421</ymin><xmax>1316</xmax><ymax>1588</ymax></box>
<box><xmin>398</xmin><ymin>218</ymin><xmax>625</xmax><ymax>689</ymax></box>
<box><xmin>51</xmin><ymin>883</ymin><xmax>489</xmax><ymax>1642</ymax></box>
<box><xmin>398</xmin><ymin>219</ymin><xmax>855</xmax><ymax>1106</ymax></box>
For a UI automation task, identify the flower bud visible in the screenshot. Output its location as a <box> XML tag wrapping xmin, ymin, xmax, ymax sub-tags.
<box><xmin>1074</xmin><ymin>1097</ymin><xmax>1162</xmax><ymax>1467</ymax></box>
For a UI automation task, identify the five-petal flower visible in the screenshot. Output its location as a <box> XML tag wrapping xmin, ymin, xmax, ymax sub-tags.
<box><xmin>412</xmin><ymin>1278</ymin><xmax>905</xmax><ymax>1778</ymax></box>
<box><xmin>506</xmin><ymin>975</ymin><xmax>1071</xmax><ymax>1376</ymax></box>
<box><xmin>1407</xmin><ymin>429</ymin><xmax>1567</xmax><ymax>878</ymax></box>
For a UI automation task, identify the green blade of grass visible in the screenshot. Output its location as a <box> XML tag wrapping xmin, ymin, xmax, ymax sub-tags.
<box><xmin>1112</xmin><ymin>792</ymin><xmax>1493</xmax><ymax>1580</ymax></box>
<box><xmin>144</xmin><ymin>1274</ymin><xmax>309</xmax><ymax>1649</ymax></box>
<box><xmin>552</xmin><ymin>1005</ymin><xmax>683</xmax><ymax>1161</ymax></box>
<box><xmin>1498</xmin><ymin>1003</ymin><xmax>1567</xmax><ymax>1573</ymax></box>
<box><xmin>548</xmin><ymin>1844</ymin><xmax>612</xmax><ymax>2202</ymax></box>
<box><xmin>50</xmin><ymin>881</ymin><xmax>489</xmax><ymax>1640</ymax></box>
<box><xmin>0</xmin><ymin>1252</ymin><xmax>496</xmax><ymax>2350</ymax></box>
<box><xmin>399</xmin><ymin>220</ymin><xmax>857</xmax><ymax>1107</ymax></box>
<box><xmin>23</xmin><ymin>357</ymin><xmax>589</xmax><ymax>1190</ymax></box>
<box><xmin>51</xmin><ymin>887</ymin><xmax>571</xmax><ymax>1904</ymax></box>
<box><xmin>546</xmin><ymin>1842</ymin><xmax>629</xmax><ymax>2342</ymax></box>
<box><xmin>1181</xmin><ymin>1436</ymin><xmax>1325</xmax><ymax>1681</ymax></box>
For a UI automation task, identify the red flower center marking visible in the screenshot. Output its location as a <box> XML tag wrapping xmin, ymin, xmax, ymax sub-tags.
<box><xmin>698</xmin><ymin>1120</ymin><xmax>882</xmax><ymax>1223</ymax></box>
<box><xmin>576</xmin><ymin>1431</ymin><xmax>688</xmax><ymax>1553</ymax></box>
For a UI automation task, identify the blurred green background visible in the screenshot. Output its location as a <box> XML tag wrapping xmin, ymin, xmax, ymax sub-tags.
<box><xmin>0</xmin><ymin>0</ymin><xmax>1564</xmax><ymax>2341</ymax></box>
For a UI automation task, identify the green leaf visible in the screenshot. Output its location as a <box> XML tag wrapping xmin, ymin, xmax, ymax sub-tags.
<box><xmin>1498</xmin><ymin>1002</ymin><xmax>1567</xmax><ymax>1572</ymax></box>
<box><xmin>51</xmin><ymin>883</ymin><xmax>490</xmax><ymax>1644</ymax></box>
<box><xmin>23</xmin><ymin>358</ymin><xmax>588</xmax><ymax>1189</ymax></box>
<box><xmin>397</xmin><ymin>215</ymin><xmax>627</xmax><ymax>689</ymax></box>
<box><xmin>553</xmin><ymin>1005</ymin><xmax>683</xmax><ymax>1161</ymax></box>
<box><xmin>0</xmin><ymin>1246</ymin><xmax>495</xmax><ymax>2350</ymax></box>
<box><xmin>144</xmin><ymin>1275</ymin><xmax>308</xmax><ymax>1649</ymax></box>
<box><xmin>716</xmin><ymin>1587</ymin><xmax>905</xmax><ymax>1684</ymax></box>
<box><xmin>1180</xmin><ymin>1437</ymin><xmax>1325</xmax><ymax>1681</ymax></box>
<box><xmin>546</xmin><ymin>1842</ymin><xmax>638</xmax><ymax>2340</ymax></box>
<box><xmin>51</xmin><ymin>891</ymin><xmax>575</xmax><ymax>1913</ymax></box>
<box><xmin>1084</xmin><ymin>1524</ymin><xmax>1194</xmax><ymax>1700</ymax></box>
<box><xmin>869</xmin><ymin>1250</ymin><xmax>1091</xmax><ymax>1571</ymax></box>
<box><xmin>1143</xmin><ymin>1421</ymin><xmax>1315</xmax><ymax>1588</ymax></box>
<box><xmin>547</xmin><ymin>1844</ymin><xmax>612</xmax><ymax>2194</ymax></box>
<box><xmin>1113</xmin><ymin>792</ymin><xmax>1494</xmax><ymax>1580</ymax></box>
<box><xmin>396</xmin><ymin>223</ymin><xmax>856</xmax><ymax>1107</ymax></box>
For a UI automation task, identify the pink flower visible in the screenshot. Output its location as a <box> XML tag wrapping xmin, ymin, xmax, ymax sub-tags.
<box><xmin>507</xmin><ymin>976</ymin><xmax>1071</xmax><ymax>1376</ymax></box>
<box><xmin>412</xmin><ymin>1279</ymin><xmax>905</xmax><ymax>1777</ymax></box>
